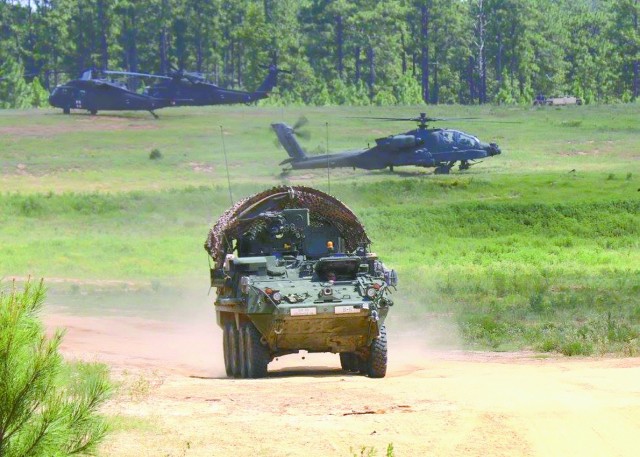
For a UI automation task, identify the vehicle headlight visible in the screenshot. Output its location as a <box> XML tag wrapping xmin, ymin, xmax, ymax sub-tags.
<box><xmin>271</xmin><ymin>291</ymin><xmax>282</xmax><ymax>303</ymax></box>
<box><xmin>366</xmin><ymin>287</ymin><xmax>377</xmax><ymax>298</ymax></box>
<box><xmin>240</xmin><ymin>276</ymin><xmax>250</xmax><ymax>294</ymax></box>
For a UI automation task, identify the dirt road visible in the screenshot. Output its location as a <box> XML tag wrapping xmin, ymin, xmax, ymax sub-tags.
<box><xmin>44</xmin><ymin>310</ymin><xmax>640</xmax><ymax>457</ymax></box>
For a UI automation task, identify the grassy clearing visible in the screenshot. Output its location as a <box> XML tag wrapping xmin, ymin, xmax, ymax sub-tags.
<box><xmin>1</xmin><ymin>104</ymin><xmax>639</xmax><ymax>354</ymax></box>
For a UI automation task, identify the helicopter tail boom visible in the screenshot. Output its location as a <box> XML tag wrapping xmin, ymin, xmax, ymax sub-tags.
<box><xmin>256</xmin><ymin>65</ymin><xmax>279</xmax><ymax>94</ymax></box>
<box><xmin>271</xmin><ymin>123</ymin><xmax>307</xmax><ymax>162</ymax></box>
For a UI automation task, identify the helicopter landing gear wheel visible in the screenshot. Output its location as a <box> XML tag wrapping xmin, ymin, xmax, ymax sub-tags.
<box><xmin>63</xmin><ymin>107</ymin><xmax>71</xmax><ymax>115</ymax></box>
<box><xmin>434</xmin><ymin>165</ymin><xmax>451</xmax><ymax>174</ymax></box>
<box><xmin>366</xmin><ymin>325</ymin><xmax>388</xmax><ymax>378</ymax></box>
<box><xmin>89</xmin><ymin>109</ymin><xmax>97</xmax><ymax>115</ymax></box>
<box><xmin>389</xmin><ymin>165</ymin><xmax>394</xmax><ymax>172</ymax></box>
<box><xmin>459</xmin><ymin>160</ymin><xmax>470</xmax><ymax>171</ymax></box>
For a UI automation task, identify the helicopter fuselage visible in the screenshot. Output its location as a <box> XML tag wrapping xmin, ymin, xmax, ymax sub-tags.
<box><xmin>276</xmin><ymin>124</ymin><xmax>501</xmax><ymax>173</ymax></box>
<box><xmin>146</xmin><ymin>80</ymin><xmax>268</xmax><ymax>106</ymax></box>
<box><xmin>49</xmin><ymin>79</ymin><xmax>172</xmax><ymax>115</ymax></box>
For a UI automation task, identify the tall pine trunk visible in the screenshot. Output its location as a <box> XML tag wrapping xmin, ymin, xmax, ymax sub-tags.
<box><xmin>634</xmin><ymin>1</ymin><xmax>639</xmax><ymax>98</ymax></box>
<box><xmin>367</xmin><ymin>45</ymin><xmax>375</xmax><ymax>100</ymax></box>
<box><xmin>336</xmin><ymin>14</ymin><xmax>344</xmax><ymax>78</ymax></box>
<box><xmin>420</xmin><ymin>4</ymin><xmax>430</xmax><ymax>104</ymax></box>
<box><xmin>354</xmin><ymin>46</ymin><xmax>361</xmax><ymax>83</ymax></box>
<box><xmin>97</xmin><ymin>0</ymin><xmax>109</xmax><ymax>70</ymax></box>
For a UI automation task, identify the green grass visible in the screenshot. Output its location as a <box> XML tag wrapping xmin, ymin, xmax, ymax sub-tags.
<box><xmin>1</xmin><ymin>104</ymin><xmax>639</xmax><ymax>354</ymax></box>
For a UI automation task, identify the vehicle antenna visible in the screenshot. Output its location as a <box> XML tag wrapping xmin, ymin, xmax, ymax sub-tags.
<box><xmin>326</xmin><ymin>121</ymin><xmax>331</xmax><ymax>195</ymax></box>
<box><xmin>219</xmin><ymin>125</ymin><xmax>233</xmax><ymax>205</ymax></box>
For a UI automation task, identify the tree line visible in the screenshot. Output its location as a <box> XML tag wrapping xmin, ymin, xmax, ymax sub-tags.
<box><xmin>0</xmin><ymin>0</ymin><xmax>638</xmax><ymax>108</ymax></box>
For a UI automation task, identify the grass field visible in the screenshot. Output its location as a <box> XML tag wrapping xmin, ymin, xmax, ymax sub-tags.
<box><xmin>1</xmin><ymin>103</ymin><xmax>639</xmax><ymax>355</ymax></box>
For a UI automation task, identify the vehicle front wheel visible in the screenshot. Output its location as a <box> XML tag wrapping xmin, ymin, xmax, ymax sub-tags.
<box><xmin>222</xmin><ymin>322</ymin><xmax>233</xmax><ymax>377</ymax></box>
<box><xmin>244</xmin><ymin>322</ymin><xmax>269</xmax><ymax>378</ymax></box>
<box><xmin>367</xmin><ymin>325</ymin><xmax>388</xmax><ymax>378</ymax></box>
<box><xmin>229</xmin><ymin>323</ymin><xmax>241</xmax><ymax>377</ymax></box>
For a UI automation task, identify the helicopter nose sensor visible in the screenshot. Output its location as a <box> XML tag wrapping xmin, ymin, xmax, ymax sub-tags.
<box><xmin>489</xmin><ymin>143</ymin><xmax>502</xmax><ymax>156</ymax></box>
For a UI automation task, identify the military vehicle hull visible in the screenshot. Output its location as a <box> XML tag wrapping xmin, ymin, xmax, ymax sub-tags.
<box><xmin>205</xmin><ymin>186</ymin><xmax>397</xmax><ymax>378</ymax></box>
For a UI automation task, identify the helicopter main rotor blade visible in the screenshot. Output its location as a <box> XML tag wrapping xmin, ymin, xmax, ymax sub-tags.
<box><xmin>103</xmin><ymin>70</ymin><xmax>172</xmax><ymax>80</ymax></box>
<box><xmin>354</xmin><ymin>116</ymin><xmax>480</xmax><ymax>122</ymax></box>
<box><xmin>450</xmin><ymin>119</ymin><xmax>522</xmax><ymax>124</ymax></box>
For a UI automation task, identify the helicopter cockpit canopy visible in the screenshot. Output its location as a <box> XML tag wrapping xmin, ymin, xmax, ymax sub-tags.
<box><xmin>438</xmin><ymin>129</ymin><xmax>480</xmax><ymax>148</ymax></box>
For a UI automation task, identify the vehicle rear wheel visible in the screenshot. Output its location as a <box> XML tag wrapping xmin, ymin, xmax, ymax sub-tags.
<box><xmin>339</xmin><ymin>352</ymin><xmax>359</xmax><ymax>372</ymax></box>
<box><xmin>367</xmin><ymin>325</ymin><xmax>387</xmax><ymax>378</ymax></box>
<box><xmin>89</xmin><ymin>109</ymin><xmax>98</xmax><ymax>115</ymax></box>
<box><xmin>222</xmin><ymin>322</ymin><xmax>233</xmax><ymax>377</ymax></box>
<box><xmin>63</xmin><ymin>107</ymin><xmax>71</xmax><ymax>114</ymax></box>
<box><xmin>244</xmin><ymin>322</ymin><xmax>269</xmax><ymax>378</ymax></box>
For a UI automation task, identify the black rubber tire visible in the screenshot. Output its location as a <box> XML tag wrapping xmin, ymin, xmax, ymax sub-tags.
<box><xmin>244</xmin><ymin>322</ymin><xmax>269</xmax><ymax>378</ymax></box>
<box><xmin>239</xmin><ymin>322</ymin><xmax>248</xmax><ymax>378</ymax></box>
<box><xmin>339</xmin><ymin>352</ymin><xmax>358</xmax><ymax>372</ymax></box>
<box><xmin>222</xmin><ymin>322</ymin><xmax>233</xmax><ymax>377</ymax></box>
<box><xmin>90</xmin><ymin>109</ymin><xmax>98</xmax><ymax>115</ymax></box>
<box><xmin>63</xmin><ymin>107</ymin><xmax>71</xmax><ymax>114</ymax></box>
<box><xmin>229</xmin><ymin>324</ymin><xmax>241</xmax><ymax>377</ymax></box>
<box><xmin>367</xmin><ymin>325</ymin><xmax>388</xmax><ymax>378</ymax></box>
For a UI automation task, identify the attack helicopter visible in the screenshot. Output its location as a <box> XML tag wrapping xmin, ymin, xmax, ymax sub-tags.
<box><xmin>272</xmin><ymin>113</ymin><xmax>502</xmax><ymax>174</ymax></box>
<box><xmin>105</xmin><ymin>63</ymin><xmax>287</xmax><ymax>107</ymax></box>
<box><xmin>48</xmin><ymin>69</ymin><xmax>178</xmax><ymax>117</ymax></box>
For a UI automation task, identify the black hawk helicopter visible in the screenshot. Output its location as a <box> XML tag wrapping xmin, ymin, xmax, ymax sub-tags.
<box><xmin>105</xmin><ymin>63</ymin><xmax>287</xmax><ymax>107</ymax></box>
<box><xmin>272</xmin><ymin>113</ymin><xmax>502</xmax><ymax>174</ymax></box>
<box><xmin>48</xmin><ymin>69</ymin><xmax>178</xmax><ymax>117</ymax></box>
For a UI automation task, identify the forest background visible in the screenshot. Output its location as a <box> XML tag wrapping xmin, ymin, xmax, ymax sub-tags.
<box><xmin>0</xmin><ymin>0</ymin><xmax>639</xmax><ymax>108</ymax></box>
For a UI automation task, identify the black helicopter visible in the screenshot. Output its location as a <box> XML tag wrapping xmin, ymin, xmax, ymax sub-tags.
<box><xmin>105</xmin><ymin>63</ymin><xmax>286</xmax><ymax>107</ymax></box>
<box><xmin>48</xmin><ymin>69</ymin><xmax>178</xmax><ymax>117</ymax></box>
<box><xmin>272</xmin><ymin>113</ymin><xmax>502</xmax><ymax>174</ymax></box>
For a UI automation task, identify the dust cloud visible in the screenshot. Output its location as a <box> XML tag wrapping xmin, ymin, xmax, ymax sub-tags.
<box><xmin>44</xmin><ymin>284</ymin><xmax>227</xmax><ymax>378</ymax></box>
<box><xmin>386</xmin><ymin>310</ymin><xmax>462</xmax><ymax>374</ymax></box>
<box><xmin>43</xmin><ymin>281</ymin><xmax>463</xmax><ymax>377</ymax></box>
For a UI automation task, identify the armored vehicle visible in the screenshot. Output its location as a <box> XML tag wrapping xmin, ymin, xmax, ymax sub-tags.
<box><xmin>204</xmin><ymin>186</ymin><xmax>397</xmax><ymax>378</ymax></box>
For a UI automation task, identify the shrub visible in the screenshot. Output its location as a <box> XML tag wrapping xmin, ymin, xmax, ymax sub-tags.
<box><xmin>0</xmin><ymin>280</ymin><xmax>112</xmax><ymax>456</ymax></box>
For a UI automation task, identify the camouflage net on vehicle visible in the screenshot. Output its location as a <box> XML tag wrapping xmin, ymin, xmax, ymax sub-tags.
<box><xmin>204</xmin><ymin>186</ymin><xmax>370</xmax><ymax>268</ymax></box>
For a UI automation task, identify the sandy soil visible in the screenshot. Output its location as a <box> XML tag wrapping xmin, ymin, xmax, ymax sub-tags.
<box><xmin>44</xmin><ymin>311</ymin><xmax>640</xmax><ymax>457</ymax></box>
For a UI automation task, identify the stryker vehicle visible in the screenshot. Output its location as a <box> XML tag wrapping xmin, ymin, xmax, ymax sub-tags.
<box><xmin>204</xmin><ymin>186</ymin><xmax>397</xmax><ymax>378</ymax></box>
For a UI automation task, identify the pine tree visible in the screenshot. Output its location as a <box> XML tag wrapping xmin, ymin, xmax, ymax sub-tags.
<box><xmin>0</xmin><ymin>281</ymin><xmax>112</xmax><ymax>457</ymax></box>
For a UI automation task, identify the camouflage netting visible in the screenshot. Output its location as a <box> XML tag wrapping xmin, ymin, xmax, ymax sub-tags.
<box><xmin>204</xmin><ymin>186</ymin><xmax>370</xmax><ymax>268</ymax></box>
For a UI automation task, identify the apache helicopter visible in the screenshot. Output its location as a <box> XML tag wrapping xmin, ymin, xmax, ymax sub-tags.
<box><xmin>48</xmin><ymin>69</ymin><xmax>178</xmax><ymax>117</ymax></box>
<box><xmin>106</xmin><ymin>63</ymin><xmax>287</xmax><ymax>107</ymax></box>
<box><xmin>272</xmin><ymin>113</ymin><xmax>502</xmax><ymax>174</ymax></box>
